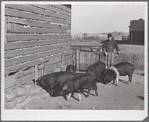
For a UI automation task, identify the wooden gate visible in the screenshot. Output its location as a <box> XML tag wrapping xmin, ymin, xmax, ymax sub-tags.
<box><xmin>79</xmin><ymin>51</ymin><xmax>100</xmax><ymax>71</ymax></box>
<box><xmin>71</xmin><ymin>42</ymin><xmax>103</xmax><ymax>71</ymax></box>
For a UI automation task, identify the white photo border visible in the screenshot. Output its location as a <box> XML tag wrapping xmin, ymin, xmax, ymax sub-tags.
<box><xmin>1</xmin><ymin>1</ymin><xmax>148</xmax><ymax>121</ymax></box>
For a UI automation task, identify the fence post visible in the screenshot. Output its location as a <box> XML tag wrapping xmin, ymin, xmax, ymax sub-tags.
<box><xmin>61</xmin><ymin>53</ymin><xmax>65</xmax><ymax>69</ymax></box>
<box><xmin>42</xmin><ymin>67</ymin><xmax>44</xmax><ymax>76</ymax></box>
<box><xmin>72</xmin><ymin>50</ymin><xmax>74</xmax><ymax>66</ymax></box>
<box><xmin>70</xmin><ymin>50</ymin><xmax>73</xmax><ymax>64</ymax></box>
<box><xmin>72</xmin><ymin>51</ymin><xmax>74</xmax><ymax>66</ymax></box>
<box><xmin>69</xmin><ymin>53</ymin><xmax>71</xmax><ymax>65</ymax></box>
<box><xmin>35</xmin><ymin>64</ymin><xmax>38</xmax><ymax>84</ymax></box>
<box><xmin>76</xmin><ymin>49</ymin><xmax>80</xmax><ymax>71</ymax></box>
<box><xmin>98</xmin><ymin>52</ymin><xmax>101</xmax><ymax>62</ymax></box>
<box><xmin>43</xmin><ymin>63</ymin><xmax>47</xmax><ymax>75</ymax></box>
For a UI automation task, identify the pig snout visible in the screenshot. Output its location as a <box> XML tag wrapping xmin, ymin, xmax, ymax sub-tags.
<box><xmin>103</xmin><ymin>76</ymin><xmax>112</xmax><ymax>84</ymax></box>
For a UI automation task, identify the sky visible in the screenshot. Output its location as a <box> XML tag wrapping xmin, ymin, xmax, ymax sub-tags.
<box><xmin>71</xmin><ymin>2</ymin><xmax>146</xmax><ymax>35</ymax></box>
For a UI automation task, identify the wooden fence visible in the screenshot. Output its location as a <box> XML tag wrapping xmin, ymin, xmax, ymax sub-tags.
<box><xmin>71</xmin><ymin>44</ymin><xmax>144</xmax><ymax>72</ymax></box>
<box><xmin>5</xmin><ymin>4</ymin><xmax>74</xmax><ymax>91</ymax></box>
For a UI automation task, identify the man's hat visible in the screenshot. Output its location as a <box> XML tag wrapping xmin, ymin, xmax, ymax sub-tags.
<box><xmin>108</xmin><ymin>34</ymin><xmax>112</xmax><ymax>38</ymax></box>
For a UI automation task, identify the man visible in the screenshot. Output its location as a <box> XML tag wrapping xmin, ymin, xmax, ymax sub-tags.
<box><xmin>102</xmin><ymin>34</ymin><xmax>120</xmax><ymax>68</ymax></box>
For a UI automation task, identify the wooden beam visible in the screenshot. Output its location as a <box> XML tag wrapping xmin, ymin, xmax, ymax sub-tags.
<box><xmin>5</xmin><ymin>4</ymin><xmax>71</xmax><ymax>20</ymax></box>
<box><xmin>5</xmin><ymin>8</ymin><xmax>71</xmax><ymax>25</ymax></box>
<box><xmin>35</xmin><ymin>65</ymin><xmax>38</xmax><ymax>84</ymax></box>
<box><xmin>5</xmin><ymin>39</ymin><xmax>70</xmax><ymax>50</ymax></box>
<box><xmin>76</xmin><ymin>50</ymin><xmax>80</xmax><ymax>71</ymax></box>
<box><xmin>7</xmin><ymin>23</ymin><xmax>67</xmax><ymax>34</ymax></box>
<box><xmin>6</xmin><ymin>34</ymin><xmax>71</xmax><ymax>42</ymax></box>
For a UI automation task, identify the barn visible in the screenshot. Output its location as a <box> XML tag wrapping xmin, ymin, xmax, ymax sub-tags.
<box><xmin>4</xmin><ymin>4</ymin><xmax>76</xmax><ymax>109</ymax></box>
<box><xmin>129</xmin><ymin>18</ymin><xmax>144</xmax><ymax>45</ymax></box>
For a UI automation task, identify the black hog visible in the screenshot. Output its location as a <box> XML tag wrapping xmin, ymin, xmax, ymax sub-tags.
<box><xmin>66</xmin><ymin>65</ymin><xmax>76</xmax><ymax>73</ymax></box>
<box><xmin>103</xmin><ymin>69</ymin><xmax>117</xmax><ymax>85</ymax></box>
<box><xmin>59</xmin><ymin>74</ymin><xmax>98</xmax><ymax>102</ymax></box>
<box><xmin>86</xmin><ymin>61</ymin><xmax>106</xmax><ymax>82</ymax></box>
<box><xmin>36</xmin><ymin>71</ymin><xmax>82</xmax><ymax>96</ymax></box>
<box><xmin>103</xmin><ymin>62</ymin><xmax>135</xmax><ymax>85</ymax></box>
<box><xmin>114</xmin><ymin>62</ymin><xmax>135</xmax><ymax>83</ymax></box>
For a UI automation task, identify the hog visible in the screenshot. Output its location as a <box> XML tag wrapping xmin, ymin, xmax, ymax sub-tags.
<box><xmin>59</xmin><ymin>74</ymin><xmax>98</xmax><ymax>102</ymax></box>
<box><xmin>86</xmin><ymin>61</ymin><xmax>106</xmax><ymax>82</ymax></box>
<box><xmin>103</xmin><ymin>62</ymin><xmax>135</xmax><ymax>85</ymax></box>
<box><xmin>66</xmin><ymin>65</ymin><xmax>76</xmax><ymax>73</ymax></box>
<box><xmin>102</xmin><ymin>69</ymin><xmax>117</xmax><ymax>85</ymax></box>
<box><xmin>36</xmin><ymin>71</ymin><xmax>83</xmax><ymax>96</ymax></box>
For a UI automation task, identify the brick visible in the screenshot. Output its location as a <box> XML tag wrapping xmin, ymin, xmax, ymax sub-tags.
<box><xmin>5</xmin><ymin>99</ymin><xmax>10</xmax><ymax>109</ymax></box>
<box><xmin>5</xmin><ymin>92</ymin><xmax>16</xmax><ymax>102</ymax></box>
<box><xmin>23</xmin><ymin>85</ymin><xmax>31</xmax><ymax>95</ymax></box>
<box><xmin>23</xmin><ymin>85</ymin><xmax>31</xmax><ymax>89</ymax></box>
<box><xmin>25</xmin><ymin>88</ymin><xmax>30</xmax><ymax>95</ymax></box>
<box><xmin>29</xmin><ymin>85</ymin><xmax>42</xmax><ymax>94</ymax></box>
<box><xmin>13</xmin><ymin>87</ymin><xmax>26</xmax><ymax>97</ymax></box>
<box><xmin>5</xmin><ymin>75</ymin><xmax>17</xmax><ymax>89</ymax></box>
<box><xmin>15</xmin><ymin>96</ymin><xmax>26</xmax><ymax>103</ymax></box>
<box><xmin>5</xmin><ymin>100</ymin><xmax>16</xmax><ymax>109</ymax></box>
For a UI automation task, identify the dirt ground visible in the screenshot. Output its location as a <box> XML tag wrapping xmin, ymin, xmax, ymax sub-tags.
<box><xmin>23</xmin><ymin>73</ymin><xmax>144</xmax><ymax>110</ymax></box>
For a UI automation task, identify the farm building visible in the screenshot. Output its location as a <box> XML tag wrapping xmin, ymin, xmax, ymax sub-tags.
<box><xmin>129</xmin><ymin>18</ymin><xmax>144</xmax><ymax>45</ymax></box>
<box><xmin>4</xmin><ymin>4</ymin><xmax>75</xmax><ymax>109</ymax></box>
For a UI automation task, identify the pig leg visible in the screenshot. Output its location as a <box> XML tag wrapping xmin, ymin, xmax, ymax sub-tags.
<box><xmin>115</xmin><ymin>71</ymin><xmax>119</xmax><ymax>86</ymax></box>
<box><xmin>47</xmin><ymin>88</ymin><xmax>53</xmax><ymax>96</ymax></box>
<box><xmin>48</xmin><ymin>85</ymin><xmax>54</xmax><ymax>96</ymax></box>
<box><xmin>112</xmin><ymin>78</ymin><xmax>118</xmax><ymax>86</ymax></box>
<box><xmin>67</xmin><ymin>93</ymin><xmax>72</xmax><ymax>100</ymax></box>
<box><xmin>49</xmin><ymin>90</ymin><xmax>53</xmax><ymax>96</ymax></box>
<box><xmin>115</xmin><ymin>77</ymin><xmax>119</xmax><ymax>86</ymax></box>
<box><xmin>86</xmin><ymin>87</ymin><xmax>91</xmax><ymax>97</ymax></box>
<box><xmin>63</xmin><ymin>95</ymin><xmax>67</xmax><ymax>100</ymax></box>
<box><xmin>128</xmin><ymin>73</ymin><xmax>132</xmax><ymax>84</ymax></box>
<box><xmin>78</xmin><ymin>93</ymin><xmax>82</xmax><ymax>102</ymax></box>
<box><xmin>76</xmin><ymin>89</ymin><xmax>82</xmax><ymax>102</ymax></box>
<box><xmin>111</xmin><ymin>80</ymin><xmax>114</xmax><ymax>84</ymax></box>
<box><xmin>92</xmin><ymin>81</ymin><xmax>98</xmax><ymax>96</ymax></box>
<box><xmin>94</xmin><ymin>87</ymin><xmax>98</xmax><ymax>96</ymax></box>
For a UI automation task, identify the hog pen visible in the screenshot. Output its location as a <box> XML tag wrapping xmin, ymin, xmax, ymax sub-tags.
<box><xmin>4</xmin><ymin>4</ymin><xmax>144</xmax><ymax>109</ymax></box>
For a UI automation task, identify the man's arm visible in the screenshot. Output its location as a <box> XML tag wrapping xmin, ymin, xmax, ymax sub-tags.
<box><xmin>102</xmin><ymin>41</ymin><xmax>107</xmax><ymax>56</ymax></box>
<box><xmin>114</xmin><ymin>40</ymin><xmax>120</xmax><ymax>54</ymax></box>
<box><xmin>102</xmin><ymin>41</ymin><xmax>107</xmax><ymax>52</ymax></box>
